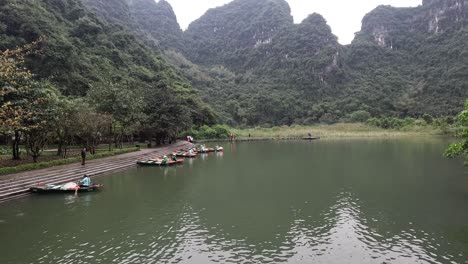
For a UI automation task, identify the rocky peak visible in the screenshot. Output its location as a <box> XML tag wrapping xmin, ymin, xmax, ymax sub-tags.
<box><xmin>299</xmin><ymin>13</ymin><xmax>335</xmax><ymax>39</ymax></box>
<box><xmin>81</xmin><ymin>0</ymin><xmax>134</xmax><ymax>25</ymax></box>
<box><xmin>358</xmin><ymin>0</ymin><xmax>467</xmax><ymax>49</ymax></box>
<box><xmin>184</xmin><ymin>0</ymin><xmax>293</xmax><ymax>66</ymax></box>
<box><xmin>360</xmin><ymin>5</ymin><xmax>406</xmax><ymax>48</ymax></box>
<box><xmin>423</xmin><ymin>0</ymin><xmax>466</xmax><ymax>33</ymax></box>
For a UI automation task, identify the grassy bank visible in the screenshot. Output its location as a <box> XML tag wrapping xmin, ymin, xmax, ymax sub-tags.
<box><xmin>230</xmin><ymin>123</ymin><xmax>442</xmax><ymax>140</ymax></box>
<box><xmin>0</xmin><ymin>147</ymin><xmax>140</xmax><ymax>176</ymax></box>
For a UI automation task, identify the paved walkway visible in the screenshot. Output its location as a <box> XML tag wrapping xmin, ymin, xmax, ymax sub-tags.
<box><xmin>0</xmin><ymin>141</ymin><xmax>193</xmax><ymax>202</ymax></box>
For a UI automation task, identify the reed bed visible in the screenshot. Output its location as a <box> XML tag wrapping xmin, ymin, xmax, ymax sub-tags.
<box><xmin>231</xmin><ymin>123</ymin><xmax>438</xmax><ymax>139</ymax></box>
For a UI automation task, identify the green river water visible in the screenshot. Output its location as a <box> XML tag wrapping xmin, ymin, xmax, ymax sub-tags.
<box><xmin>0</xmin><ymin>138</ymin><xmax>467</xmax><ymax>264</ymax></box>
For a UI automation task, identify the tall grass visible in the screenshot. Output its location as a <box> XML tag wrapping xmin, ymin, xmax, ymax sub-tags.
<box><xmin>231</xmin><ymin>123</ymin><xmax>439</xmax><ymax>139</ymax></box>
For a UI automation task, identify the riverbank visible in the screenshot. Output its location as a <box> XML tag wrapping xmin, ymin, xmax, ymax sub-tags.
<box><xmin>0</xmin><ymin>147</ymin><xmax>141</xmax><ymax>176</ymax></box>
<box><xmin>0</xmin><ymin>141</ymin><xmax>193</xmax><ymax>203</ymax></box>
<box><xmin>230</xmin><ymin>123</ymin><xmax>442</xmax><ymax>140</ymax></box>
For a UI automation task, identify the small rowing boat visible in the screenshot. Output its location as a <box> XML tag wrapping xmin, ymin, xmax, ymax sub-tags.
<box><xmin>30</xmin><ymin>182</ymin><xmax>103</xmax><ymax>193</ymax></box>
<box><xmin>176</xmin><ymin>152</ymin><xmax>197</xmax><ymax>158</ymax></box>
<box><xmin>302</xmin><ymin>137</ymin><xmax>320</xmax><ymax>140</ymax></box>
<box><xmin>197</xmin><ymin>148</ymin><xmax>215</xmax><ymax>153</ymax></box>
<box><xmin>137</xmin><ymin>159</ymin><xmax>184</xmax><ymax>166</ymax></box>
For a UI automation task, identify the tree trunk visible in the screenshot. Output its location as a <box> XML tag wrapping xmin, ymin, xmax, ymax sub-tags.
<box><xmin>12</xmin><ymin>130</ymin><xmax>21</xmax><ymax>160</ymax></box>
<box><xmin>32</xmin><ymin>155</ymin><xmax>38</xmax><ymax>163</ymax></box>
<box><xmin>57</xmin><ymin>141</ymin><xmax>63</xmax><ymax>156</ymax></box>
<box><xmin>109</xmin><ymin>122</ymin><xmax>113</xmax><ymax>151</ymax></box>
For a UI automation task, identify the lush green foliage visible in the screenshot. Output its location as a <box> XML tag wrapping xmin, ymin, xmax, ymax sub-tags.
<box><xmin>445</xmin><ymin>100</ymin><xmax>468</xmax><ymax>164</ymax></box>
<box><xmin>2</xmin><ymin>0</ymin><xmax>467</xmax><ymax>134</ymax></box>
<box><xmin>186</xmin><ymin>125</ymin><xmax>231</xmax><ymax>139</ymax></box>
<box><xmin>0</xmin><ymin>0</ymin><xmax>216</xmax><ymax>162</ymax></box>
<box><xmin>177</xmin><ymin>0</ymin><xmax>467</xmax><ymax>126</ymax></box>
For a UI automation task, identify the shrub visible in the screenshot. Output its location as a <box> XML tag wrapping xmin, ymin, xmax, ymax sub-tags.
<box><xmin>212</xmin><ymin>124</ymin><xmax>230</xmax><ymax>138</ymax></box>
<box><xmin>367</xmin><ymin>117</ymin><xmax>380</xmax><ymax>127</ymax></box>
<box><xmin>349</xmin><ymin>110</ymin><xmax>371</xmax><ymax>123</ymax></box>
<box><xmin>185</xmin><ymin>125</ymin><xmax>231</xmax><ymax>139</ymax></box>
<box><xmin>422</xmin><ymin>113</ymin><xmax>434</xmax><ymax>124</ymax></box>
<box><xmin>0</xmin><ymin>146</ymin><xmax>10</xmax><ymax>155</ymax></box>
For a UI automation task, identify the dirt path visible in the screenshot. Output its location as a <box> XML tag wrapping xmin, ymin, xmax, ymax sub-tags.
<box><xmin>0</xmin><ymin>141</ymin><xmax>193</xmax><ymax>203</ymax></box>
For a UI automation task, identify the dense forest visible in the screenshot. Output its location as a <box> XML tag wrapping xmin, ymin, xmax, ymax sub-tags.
<box><xmin>0</xmin><ymin>0</ymin><xmax>215</xmax><ymax>161</ymax></box>
<box><xmin>79</xmin><ymin>0</ymin><xmax>468</xmax><ymax>127</ymax></box>
<box><xmin>1</xmin><ymin>0</ymin><xmax>468</xmax><ymax>132</ymax></box>
<box><xmin>180</xmin><ymin>0</ymin><xmax>468</xmax><ymax>126</ymax></box>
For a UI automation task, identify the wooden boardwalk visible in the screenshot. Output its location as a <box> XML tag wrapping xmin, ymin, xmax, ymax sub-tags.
<box><xmin>0</xmin><ymin>141</ymin><xmax>193</xmax><ymax>203</ymax></box>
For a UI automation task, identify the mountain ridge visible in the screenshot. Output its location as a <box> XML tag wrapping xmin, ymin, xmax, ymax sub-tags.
<box><xmin>2</xmin><ymin>0</ymin><xmax>467</xmax><ymax>126</ymax></box>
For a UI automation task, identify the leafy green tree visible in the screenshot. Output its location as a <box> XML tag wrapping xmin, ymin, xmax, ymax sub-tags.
<box><xmin>0</xmin><ymin>40</ymin><xmax>56</xmax><ymax>160</ymax></box>
<box><xmin>88</xmin><ymin>78</ymin><xmax>144</xmax><ymax>149</ymax></box>
<box><xmin>142</xmin><ymin>82</ymin><xmax>192</xmax><ymax>145</ymax></box>
<box><xmin>53</xmin><ymin>98</ymin><xmax>82</xmax><ymax>157</ymax></box>
<box><xmin>445</xmin><ymin>100</ymin><xmax>468</xmax><ymax>164</ymax></box>
<box><xmin>349</xmin><ymin>110</ymin><xmax>371</xmax><ymax>123</ymax></box>
<box><xmin>422</xmin><ymin>113</ymin><xmax>434</xmax><ymax>124</ymax></box>
<box><xmin>23</xmin><ymin>82</ymin><xmax>61</xmax><ymax>162</ymax></box>
<box><xmin>75</xmin><ymin>106</ymin><xmax>112</xmax><ymax>155</ymax></box>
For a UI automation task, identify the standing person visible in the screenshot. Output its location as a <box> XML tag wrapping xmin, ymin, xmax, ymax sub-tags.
<box><xmin>81</xmin><ymin>148</ymin><xmax>87</xmax><ymax>165</ymax></box>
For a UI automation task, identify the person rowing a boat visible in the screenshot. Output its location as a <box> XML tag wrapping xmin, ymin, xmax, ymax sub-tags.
<box><xmin>171</xmin><ymin>153</ymin><xmax>177</xmax><ymax>161</ymax></box>
<box><xmin>162</xmin><ymin>155</ymin><xmax>169</xmax><ymax>165</ymax></box>
<box><xmin>78</xmin><ymin>174</ymin><xmax>91</xmax><ymax>187</ymax></box>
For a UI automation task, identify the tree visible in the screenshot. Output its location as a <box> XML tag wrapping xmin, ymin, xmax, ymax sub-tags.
<box><xmin>75</xmin><ymin>106</ymin><xmax>112</xmax><ymax>155</ymax></box>
<box><xmin>142</xmin><ymin>82</ymin><xmax>192</xmax><ymax>145</ymax></box>
<box><xmin>23</xmin><ymin>82</ymin><xmax>60</xmax><ymax>162</ymax></box>
<box><xmin>349</xmin><ymin>110</ymin><xmax>371</xmax><ymax>123</ymax></box>
<box><xmin>445</xmin><ymin>99</ymin><xmax>468</xmax><ymax>165</ymax></box>
<box><xmin>87</xmin><ymin>78</ymin><xmax>144</xmax><ymax>149</ymax></box>
<box><xmin>53</xmin><ymin>98</ymin><xmax>81</xmax><ymax>157</ymax></box>
<box><xmin>0</xmin><ymin>39</ymin><xmax>54</xmax><ymax>160</ymax></box>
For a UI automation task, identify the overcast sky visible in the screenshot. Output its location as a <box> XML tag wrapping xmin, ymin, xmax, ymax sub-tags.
<box><xmin>163</xmin><ymin>0</ymin><xmax>422</xmax><ymax>44</ymax></box>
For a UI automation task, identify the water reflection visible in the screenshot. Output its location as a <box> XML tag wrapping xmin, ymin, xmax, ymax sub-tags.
<box><xmin>187</xmin><ymin>157</ymin><xmax>194</xmax><ymax>166</ymax></box>
<box><xmin>136</xmin><ymin>191</ymin><xmax>461</xmax><ymax>263</ymax></box>
<box><xmin>1</xmin><ymin>139</ymin><xmax>467</xmax><ymax>264</ymax></box>
<box><xmin>285</xmin><ymin>191</ymin><xmax>448</xmax><ymax>264</ymax></box>
<box><xmin>229</xmin><ymin>142</ymin><xmax>237</xmax><ymax>154</ymax></box>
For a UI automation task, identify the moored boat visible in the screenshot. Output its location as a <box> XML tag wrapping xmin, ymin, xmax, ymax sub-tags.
<box><xmin>137</xmin><ymin>159</ymin><xmax>184</xmax><ymax>166</ymax></box>
<box><xmin>215</xmin><ymin>147</ymin><xmax>224</xmax><ymax>152</ymax></box>
<box><xmin>30</xmin><ymin>182</ymin><xmax>103</xmax><ymax>193</ymax></box>
<box><xmin>302</xmin><ymin>136</ymin><xmax>320</xmax><ymax>140</ymax></box>
<box><xmin>197</xmin><ymin>148</ymin><xmax>215</xmax><ymax>153</ymax></box>
<box><xmin>176</xmin><ymin>152</ymin><xmax>197</xmax><ymax>158</ymax></box>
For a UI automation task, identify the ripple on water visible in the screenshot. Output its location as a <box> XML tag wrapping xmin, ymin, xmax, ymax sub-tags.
<box><xmin>3</xmin><ymin>167</ymin><xmax>465</xmax><ymax>264</ymax></box>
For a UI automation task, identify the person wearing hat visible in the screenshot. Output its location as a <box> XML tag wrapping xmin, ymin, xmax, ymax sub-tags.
<box><xmin>162</xmin><ymin>155</ymin><xmax>169</xmax><ymax>165</ymax></box>
<box><xmin>79</xmin><ymin>174</ymin><xmax>91</xmax><ymax>187</ymax></box>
